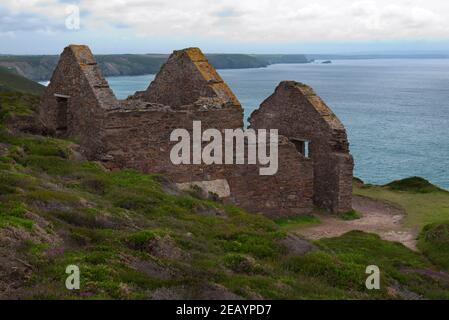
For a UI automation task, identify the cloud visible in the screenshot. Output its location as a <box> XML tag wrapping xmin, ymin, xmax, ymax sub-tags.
<box><xmin>0</xmin><ymin>0</ymin><xmax>448</xmax><ymax>42</ymax></box>
<box><xmin>0</xmin><ymin>5</ymin><xmax>58</xmax><ymax>33</ymax></box>
<box><xmin>215</xmin><ymin>7</ymin><xmax>242</xmax><ymax>18</ymax></box>
<box><xmin>347</xmin><ymin>1</ymin><xmax>445</xmax><ymax>39</ymax></box>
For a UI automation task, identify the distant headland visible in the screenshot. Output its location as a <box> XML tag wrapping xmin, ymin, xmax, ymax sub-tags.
<box><xmin>0</xmin><ymin>53</ymin><xmax>310</xmax><ymax>81</ymax></box>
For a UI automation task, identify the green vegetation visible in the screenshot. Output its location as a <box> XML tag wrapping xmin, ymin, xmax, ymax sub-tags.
<box><xmin>0</xmin><ymin>67</ymin><xmax>45</xmax><ymax>95</ymax></box>
<box><xmin>274</xmin><ymin>215</ymin><xmax>321</xmax><ymax>229</ymax></box>
<box><xmin>340</xmin><ymin>210</ymin><xmax>362</xmax><ymax>221</ymax></box>
<box><xmin>354</xmin><ymin>178</ymin><xmax>449</xmax><ymax>228</ymax></box>
<box><xmin>386</xmin><ymin>176</ymin><xmax>446</xmax><ymax>193</ymax></box>
<box><xmin>126</xmin><ymin>230</ymin><xmax>166</xmax><ymax>250</ymax></box>
<box><xmin>206</xmin><ymin>54</ymin><xmax>268</xmax><ymax>69</ymax></box>
<box><xmin>317</xmin><ymin>231</ymin><xmax>449</xmax><ymax>299</ymax></box>
<box><xmin>0</xmin><ymin>54</ymin><xmax>57</xmax><ymax>82</ymax></box>
<box><xmin>253</xmin><ymin>54</ymin><xmax>310</xmax><ymax>64</ymax></box>
<box><xmin>1</xmin><ymin>93</ymin><xmax>448</xmax><ymax>299</ymax></box>
<box><xmin>96</xmin><ymin>54</ymin><xmax>167</xmax><ymax>77</ymax></box>
<box><xmin>418</xmin><ymin>222</ymin><xmax>449</xmax><ymax>271</ymax></box>
<box><xmin>0</xmin><ymin>201</ymin><xmax>34</xmax><ymax>230</ymax></box>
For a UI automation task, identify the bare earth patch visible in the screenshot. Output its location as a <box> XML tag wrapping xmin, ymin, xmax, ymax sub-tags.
<box><xmin>295</xmin><ymin>195</ymin><xmax>418</xmax><ymax>250</ymax></box>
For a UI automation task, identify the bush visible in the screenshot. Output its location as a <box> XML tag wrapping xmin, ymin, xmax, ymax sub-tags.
<box><xmin>223</xmin><ymin>253</ymin><xmax>261</xmax><ymax>274</ymax></box>
<box><xmin>126</xmin><ymin>230</ymin><xmax>164</xmax><ymax>251</ymax></box>
<box><xmin>0</xmin><ymin>171</ymin><xmax>37</xmax><ymax>194</ymax></box>
<box><xmin>222</xmin><ymin>233</ymin><xmax>282</xmax><ymax>259</ymax></box>
<box><xmin>111</xmin><ymin>191</ymin><xmax>159</xmax><ymax>210</ymax></box>
<box><xmin>28</xmin><ymin>189</ymin><xmax>79</xmax><ymax>203</ymax></box>
<box><xmin>18</xmin><ymin>155</ymin><xmax>75</xmax><ymax>175</ymax></box>
<box><xmin>0</xmin><ymin>201</ymin><xmax>33</xmax><ymax>230</ymax></box>
<box><xmin>81</xmin><ymin>178</ymin><xmax>108</xmax><ymax>195</ymax></box>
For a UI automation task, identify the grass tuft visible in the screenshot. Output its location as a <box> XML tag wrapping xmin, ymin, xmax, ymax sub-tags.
<box><xmin>340</xmin><ymin>210</ymin><xmax>362</xmax><ymax>221</ymax></box>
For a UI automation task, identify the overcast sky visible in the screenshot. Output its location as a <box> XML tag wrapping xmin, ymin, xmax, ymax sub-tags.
<box><xmin>1</xmin><ymin>0</ymin><xmax>449</xmax><ymax>54</ymax></box>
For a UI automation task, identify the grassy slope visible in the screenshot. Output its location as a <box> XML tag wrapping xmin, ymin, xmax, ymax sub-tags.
<box><xmin>353</xmin><ymin>177</ymin><xmax>449</xmax><ymax>274</ymax></box>
<box><xmin>0</xmin><ymin>67</ymin><xmax>45</xmax><ymax>95</ymax></box>
<box><xmin>418</xmin><ymin>222</ymin><xmax>449</xmax><ymax>271</ymax></box>
<box><xmin>353</xmin><ymin>177</ymin><xmax>449</xmax><ymax>228</ymax></box>
<box><xmin>1</xmin><ymin>93</ymin><xmax>449</xmax><ymax>299</ymax></box>
<box><xmin>253</xmin><ymin>54</ymin><xmax>310</xmax><ymax>64</ymax></box>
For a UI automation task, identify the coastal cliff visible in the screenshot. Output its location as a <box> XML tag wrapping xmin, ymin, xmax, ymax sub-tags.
<box><xmin>0</xmin><ymin>53</ymin><xmax>310</xmax><ymax>81</ymax></box>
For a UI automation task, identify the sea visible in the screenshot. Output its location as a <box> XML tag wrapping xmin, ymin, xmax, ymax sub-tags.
<box><xmin>48</xmin><ymin>59</ymin><xmax>449</xmax><ymax>189</ymax></box>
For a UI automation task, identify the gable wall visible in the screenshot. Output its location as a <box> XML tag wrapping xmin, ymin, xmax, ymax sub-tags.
<box><xmin>249</xmin><ymin>81</ymin><xmax>353</xmax><ymax>213</ymax></box>
<box><xmin>38</xmin><ymin>45</ymin><xmax>118</xmax><ymax>159</ymax></box>
<box><xmin>140</xmin><ymin>48</ymin><xmax>240</xmax><ymax>109</ymax></box>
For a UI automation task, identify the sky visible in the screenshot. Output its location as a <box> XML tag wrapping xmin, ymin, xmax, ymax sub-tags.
<box><xmin>1</xmin><ymin>0</ymin><xmax>449</xmax><ymax>54</ymax></box>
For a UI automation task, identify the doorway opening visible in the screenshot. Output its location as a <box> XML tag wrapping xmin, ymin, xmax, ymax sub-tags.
<box><xmin>55</xmin><ymin>95</ymin><xmax>69</xmax><ymax>134</ymax></box>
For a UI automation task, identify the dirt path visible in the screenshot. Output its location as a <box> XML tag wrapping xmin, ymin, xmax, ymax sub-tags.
<box><xmin>295</xmin><ymin>195</ymin><xmax>418</xmax><ymax>250</ymax></box>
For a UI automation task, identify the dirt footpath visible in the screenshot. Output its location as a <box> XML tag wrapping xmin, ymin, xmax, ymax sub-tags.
<box><xmin>295</xmin><ymin>195</ymin><xmax>418</xmax><ymax>250</ymax></box>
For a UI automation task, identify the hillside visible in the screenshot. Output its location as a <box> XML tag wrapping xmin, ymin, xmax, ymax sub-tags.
<box><xmin>1</xmin><ymin>91</ymin><xmax>449</xmax><ymax>299</ymax></box>
<box><xmin>354</xmin><ymin>177</ymin><xmax>449</xmax><ymax>228</ymax></box>
<box><xmin>0</xmin><ymin>67</ymin><xmax>45</xmax><ymax>95</ymax></box>
<box><xmin>206</xmin><ymin>54</ymin><xmax>268</xmax><ymax>69</ymax></box>
<box><xmin>253</xmin><ymin>54</ymin><xmax>310</xmax><ymax>64</ymax></box>
<box><xmin>0</xmin><ymin>53</ymin><xmax>309</xmax><ymax>81</ymax></box>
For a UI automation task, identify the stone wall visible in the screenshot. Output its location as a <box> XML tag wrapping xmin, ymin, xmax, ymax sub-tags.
<box><xmin>38</xmin><ymin>45</ymin><xmax>354</xmax><ymax>217</ymax></box>
<box><xmin>249</xmin><ymin>81</ymin><xmax>353</xmax><ymax>213</ymax></box>
<box><xmin>38</xmin><ymin>45</ymin><xmax>117</xmax><ymax>159</ymax></box>
<box><xmin>225</xmin><ymin>136</ymin><xmax>314</xmax><ymax>217</ymax></box>
<box><xmin>102</xmin><ymin>105</ymin><xmax>314</xmax><ymax>217</ymax></box>
<box><xmin>139</xmin><ymin>48</ymin><xmax>241</xmax><ymax>109</ymax></box>
<box><xmin>102</xmin><ymin>104</ymin><xmax>243</xmax><ymax>183</ymax></box>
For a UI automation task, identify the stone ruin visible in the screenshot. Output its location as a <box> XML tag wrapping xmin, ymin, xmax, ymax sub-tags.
<box><xmin>38</xmin><ymin>44</ymin><xmax>354</xmax><ymax>217</ymax></box>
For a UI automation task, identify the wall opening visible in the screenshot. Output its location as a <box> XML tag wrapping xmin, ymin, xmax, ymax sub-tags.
<box><xmin>290</xmin><ymin>138</ymin><xmax>310</xmax><ymax>158</ymax></box>
<box><xmin>55</xmin><ymin>96</ymin><xmax>68</xmax><ymax>134</ymax></box>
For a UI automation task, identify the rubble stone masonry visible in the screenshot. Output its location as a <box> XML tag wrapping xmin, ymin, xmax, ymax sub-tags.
<box><xmin>39</xmin><ymin>44</ymin><xmax>353</xmax><ymax>217</ymax></box>
<box><xmin>249</xmin><ymin>81</ymin><xmax>354</xmax><ymax>213</ymax></box>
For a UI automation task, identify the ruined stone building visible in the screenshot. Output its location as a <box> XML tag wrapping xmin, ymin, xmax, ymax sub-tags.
<box><xmin>38</xmin><ymin>45</ymin><xmax>353</xmax><ymax>217</ymax></box>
